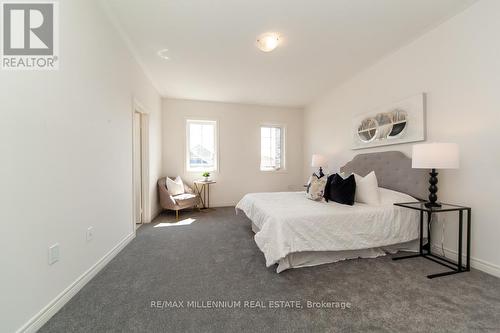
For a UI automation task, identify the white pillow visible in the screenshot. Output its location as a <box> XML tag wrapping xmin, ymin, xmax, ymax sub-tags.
<box><xmin>166</xmin><ymin>176</ymin><xmax>184</xmax><ymax>196</ymax></box>
<box><xmin>379</xmin><ymin>187</ymin><xmax>416</xmax><ymax>205</ymax></box>
<box><xmin>339</xmin><ymin>172</ymin><xmax>352</xmax><ymax>179</ymax></box>
<box><xmin>354</xmin><ymin>171</ymin><xmax>380</xmax><ymax>205</ymax></box>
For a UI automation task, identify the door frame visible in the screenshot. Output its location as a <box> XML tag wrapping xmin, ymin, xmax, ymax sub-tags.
<box><xmin>132</xmin><ymin>98</ymin><xmax>151</xmax><ymax>231</ymax></box>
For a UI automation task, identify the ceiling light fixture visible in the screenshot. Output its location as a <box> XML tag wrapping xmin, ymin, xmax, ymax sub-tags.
<box><xmin>256</xmin><ymin>33</ymin><xmax>281</xmax><ymax>52</ymax></box>
<box><xmin>157</xmin><ymin>49</ymin><xmax>169</xmax><ymax>60</ymax></box>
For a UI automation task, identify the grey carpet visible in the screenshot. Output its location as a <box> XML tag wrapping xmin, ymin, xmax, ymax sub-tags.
<box><xmin>40</xmin><ymin>207</ymin><xmax>500</xmax><ymax>333</ymax></box>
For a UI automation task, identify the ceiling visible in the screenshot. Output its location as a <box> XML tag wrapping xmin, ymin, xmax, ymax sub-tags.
<box><xmin>102</xmin><ymin>0</ymin><xmax>476</xmax><ymax>107</ymax></box>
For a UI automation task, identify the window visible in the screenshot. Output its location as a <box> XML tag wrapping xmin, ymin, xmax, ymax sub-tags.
<box><xmin>260</xmin><ymin>125</ymin><xmax>284</xmax><ymax>171</ymax></box>
<box><xmin>186</xmin><ymin>120</ymin><xmax>217</xmax><ymax>172</ymax></box>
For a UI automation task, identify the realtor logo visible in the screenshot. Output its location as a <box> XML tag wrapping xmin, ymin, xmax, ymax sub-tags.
<box><xmin>1</xmin><ymin>1</ymin><xmax>59</xmax><ymax>70</ymax></box>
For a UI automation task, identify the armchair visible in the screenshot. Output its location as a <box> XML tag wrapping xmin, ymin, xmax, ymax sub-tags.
<box><xmin>158</xmin><ymin>177</ymin><xmax>200</xmax><ymax>219</ymax></box>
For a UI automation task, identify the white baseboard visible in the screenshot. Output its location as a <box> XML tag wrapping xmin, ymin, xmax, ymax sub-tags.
<box><xmin>17</xmin><ymin>232</ymin><xmax>136</xmax><ymax>333</ymax></box>
<box><xmin>431</xmin><ymin>244</ymin><xmax>500</xmax><ymax>278</ymax></box>
<box><xmin>209</xmin><ymin>202</ymin><xmax>237</xmax><ymax>208</ymax></box>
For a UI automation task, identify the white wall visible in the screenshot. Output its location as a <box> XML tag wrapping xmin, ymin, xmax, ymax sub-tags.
<box><xmin>142</xmin><ymin>91</ymin><xmax>163</xmax><ymax>220</ymax></box>
<box><xmin>304</xmin><ymin>0</ymin><xmax>500</xmax><ymax>276</ymax></box>
<box><xmin>0</xmin><ymin>1</ymin><xmax>162</xmax><ymax>332</ymax></box>
<box><xmin>163</xmin><ymin>98</ymin><xmax>304</xmax><ymax>207</ymax></box>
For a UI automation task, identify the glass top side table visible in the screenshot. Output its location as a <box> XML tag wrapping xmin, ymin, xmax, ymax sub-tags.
<box><xmin>393</xmin><ymin>201</ymin><xmax>471</xmax><ymax>279</ymax></box>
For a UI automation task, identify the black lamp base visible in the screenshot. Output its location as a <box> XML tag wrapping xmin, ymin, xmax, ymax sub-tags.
<box><xmin>425</xmin><ymin>201</ymin><xmax>442</xmax><ymax>208</ymax></box>
<box><xmin>426</xmin><ymin>168</ymin><xmax>441</xmax><ymax>208</ymax></box>
<box><xmin>316</xmin><ymin>167</ymin><xmax>325</xmax><ymax>178</ymax></box>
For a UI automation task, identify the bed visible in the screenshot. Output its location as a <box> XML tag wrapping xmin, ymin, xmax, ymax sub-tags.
<box><xmin>236</xmin><ymin>151</ymin><xmax>429</xmax><ymax>273</ymax></box>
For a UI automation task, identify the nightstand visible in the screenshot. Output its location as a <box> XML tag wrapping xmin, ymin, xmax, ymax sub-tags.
<box><xmin>392</xmin><ymin>201</ymin><xmax>471</xmax><ymax>279</ymax></box>
<box><xmin>193</xmin><ymin>180</ymin><xmax>216</xmax><ymax>209</ymax></box>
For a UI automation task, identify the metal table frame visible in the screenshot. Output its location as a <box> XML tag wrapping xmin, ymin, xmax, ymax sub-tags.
<box><xmin>392</xmin><ymin>202</ymin><xmax>471</xmax><ymax>279</ymax></box>
<box><xmin>193</xmin><ymin>181</ymin><xmax>216</xmax><ymax>209</ymax></box>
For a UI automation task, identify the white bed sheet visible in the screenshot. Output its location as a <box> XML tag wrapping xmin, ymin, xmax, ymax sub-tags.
<box><xmin>250</xmin><ymin>221</ymin><xmax>420</xmax><ymax>273</ymax></box>
<box><xmin>275</xmin><ymin>240</ymin><xmax>419</xmax><ymax>273</ymax></box>
<box><xmin>236</xmin><ymin>188</ymin><xmax>420</xmax><ymax>270</ymax></box>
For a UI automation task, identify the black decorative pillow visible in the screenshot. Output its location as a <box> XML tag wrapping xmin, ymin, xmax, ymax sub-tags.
<box><xmin>323</xmin><ymin>173</ymin><xmax>356</xmax><ymax>205</ymax></box>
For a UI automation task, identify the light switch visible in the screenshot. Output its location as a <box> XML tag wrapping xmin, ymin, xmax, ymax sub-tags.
<box><xmin>86</xmin><ymin>227</ymin><xmax>94</xmax><ymax>241</ymax></box>
<box><xmin>48</xmin><ymin>243</ymin><xmax>59</xmax><ymax>265</ymax></box>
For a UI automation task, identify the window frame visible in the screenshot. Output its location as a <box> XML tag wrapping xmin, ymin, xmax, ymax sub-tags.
<box><xmin>185</xmin><ymin>119</ymin><xmax>218</xmax><ymax>173</ymax></box>
<box><xmin>259</xmin><ymin>123</ymin><xmax>286</xmax><ymax>172</ymax></box>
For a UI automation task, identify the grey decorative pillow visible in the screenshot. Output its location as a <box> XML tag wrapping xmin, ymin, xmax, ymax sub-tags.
<box><xmin>306</xmin><ymin>174</ymin><xmax>327</xmax><ymax>201</ymax></box>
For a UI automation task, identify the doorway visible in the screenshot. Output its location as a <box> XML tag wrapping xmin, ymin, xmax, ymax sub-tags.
<box><xmin>133</xmin><ymin>102</ymin><xmax>149</xmax><ymax>228</ymax></box>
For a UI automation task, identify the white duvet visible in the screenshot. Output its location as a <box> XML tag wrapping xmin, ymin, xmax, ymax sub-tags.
<box><xmin>236</xmin><ymin>188</ymin><xmax>420</xmax><ymax>268</ymax></box>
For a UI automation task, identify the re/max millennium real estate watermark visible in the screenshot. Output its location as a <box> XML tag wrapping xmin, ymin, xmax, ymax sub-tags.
<box><xmin>150</xmin><ymin>299</ymin><xmax>353</xmax><ymax>310</ymax></box>
<box><xmin>1</xmin><ymin>1</ymin><xmax>59</xmax><ymax>70</ymax></box>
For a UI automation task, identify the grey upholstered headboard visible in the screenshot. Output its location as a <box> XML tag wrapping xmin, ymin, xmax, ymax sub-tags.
<box><xmin>340</xmin><ymin>151</ymin><xmax>428</xmax><ymax>200</ymax></box>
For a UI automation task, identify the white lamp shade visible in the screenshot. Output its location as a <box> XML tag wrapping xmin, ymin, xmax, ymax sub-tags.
<box><xmin>311</xmin><ymin>154</ymin><xmax>328</xmax><ymax>168</ymax></box>
<box><xmin>412</xmin><ymin>143</ymin><xmax>459</xmax><ymax>169</ymax></box>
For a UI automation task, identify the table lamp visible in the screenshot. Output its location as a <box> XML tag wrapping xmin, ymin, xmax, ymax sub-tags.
<box><xmin>311</xmin><ymin>154</ymin><xmax>328</xmax><ymax>178</ymax></box>
<box><xmin>412</xmin><ymin>143</ymin><xmax>459</xmax><ymax>208</ymax></box>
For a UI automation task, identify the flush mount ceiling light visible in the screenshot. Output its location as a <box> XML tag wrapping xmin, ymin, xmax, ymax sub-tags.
<box><xmin>256</xmin><ymin>33</ymin><xmax>281</xmax><ymax>52</ymax></box>
<box><xmin>157</xmin><ymin>49</ymin><xmax>169</xmax><ymax>60</ymax></box>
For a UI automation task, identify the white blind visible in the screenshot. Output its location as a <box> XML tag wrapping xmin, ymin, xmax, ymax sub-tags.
<box><xmin>260</xmin><ymin>126</ymin><xmax>282</xmax><ymax>171</ymax></box>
